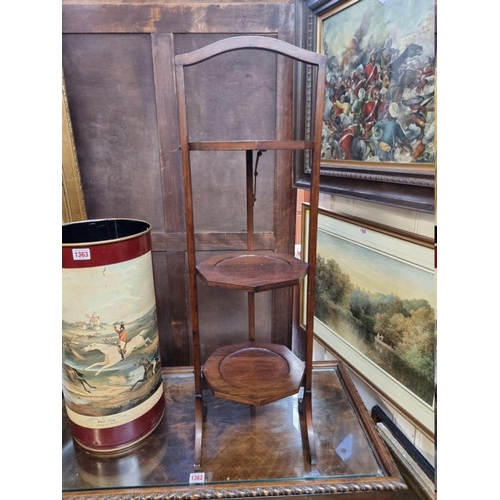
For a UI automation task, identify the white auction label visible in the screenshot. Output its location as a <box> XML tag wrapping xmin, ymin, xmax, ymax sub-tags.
<box><xmin>189</xmin><ymin>472</ymin><xmax>205</xmax><ymax>484</ymax></box>
<box><xmin>72</xmin><ymin>248</ymin><xmax>91</xmax><ymax>260</ymax></box>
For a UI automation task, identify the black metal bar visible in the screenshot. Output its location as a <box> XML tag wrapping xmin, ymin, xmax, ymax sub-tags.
<box><xmin>371</xmin><ymin>405</ymin><xmax>435</xmax><ymax>483</ymax></box>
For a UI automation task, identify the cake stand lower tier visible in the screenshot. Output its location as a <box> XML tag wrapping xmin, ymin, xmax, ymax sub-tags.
<box><xmin>202</xmin><ymin>340</ymin><xmax>305</xmax><ymax>406</ymax></box>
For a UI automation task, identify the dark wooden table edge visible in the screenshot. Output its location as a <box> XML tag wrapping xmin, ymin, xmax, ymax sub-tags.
<box><xmin>62</xmin><ymin>362</ymin><xmax>407</xmax><ymax>500</ymax></box>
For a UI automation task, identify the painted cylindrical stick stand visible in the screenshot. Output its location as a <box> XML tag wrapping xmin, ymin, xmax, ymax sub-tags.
<box><xmin>62</xmin><ymin>219</ymin><xmax>165</xmax><ymax>452</ymax></box>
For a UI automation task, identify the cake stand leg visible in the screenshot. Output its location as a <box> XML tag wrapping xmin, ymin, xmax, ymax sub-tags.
<box><xmin>194</xmin><ymin>395</ymin><xmax>204</xmax><ymax>471</ymax></box>
<box><xmin>304</xmin><ymin>389</ymin><xmax>317</xmax><ymax>465</ymax></box>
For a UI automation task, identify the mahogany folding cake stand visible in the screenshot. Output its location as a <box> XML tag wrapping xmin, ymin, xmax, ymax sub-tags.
<box><xmin>174</xmin><ymin>36</ymin><xmax>326</xmax><ymax>471</ymax></box>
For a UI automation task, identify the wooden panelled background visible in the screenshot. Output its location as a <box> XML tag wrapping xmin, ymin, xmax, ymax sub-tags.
<box><xmin>62</xmin><ymin>0</ymin><xmax>303</xmax><ymax>367</ymax></box>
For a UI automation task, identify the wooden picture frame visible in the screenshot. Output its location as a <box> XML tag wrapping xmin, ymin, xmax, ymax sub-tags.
<box><xmin>294</xmin><ymin>0</ymin><xmax>436</xmax><ymax>213</ymax></box>
<box><xmin>301</xmin><ymin>203</ymin><xmax>436</xmax><ymax>433</ymax></box>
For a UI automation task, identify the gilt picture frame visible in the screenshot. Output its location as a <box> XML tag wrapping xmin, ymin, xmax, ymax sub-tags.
<box><xmin>62</xmin><ymin>70</ymin><xmax>87</xmax><ymax>223</ymax></box>
<box><xmin>301</xmin><ymin>203</ymin><xmax>436</xmax><ymax>433</ymax></box>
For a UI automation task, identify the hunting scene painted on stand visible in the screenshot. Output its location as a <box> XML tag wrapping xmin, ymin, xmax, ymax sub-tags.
<box><xmin>62</xmin><ymin>253</ymin><xmax>162</xmax><ymax>418</ymax></box>
<box><xmin>319</xmin><ymin>0</ymin><xmax>435</xmax><ymax>166</ymax></box>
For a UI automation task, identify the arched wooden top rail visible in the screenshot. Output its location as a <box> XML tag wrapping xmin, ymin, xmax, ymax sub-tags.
<box><xmin>174</xmin><ymin>35</ymin><xmax>326</xmax><ymax>67</ymax></box>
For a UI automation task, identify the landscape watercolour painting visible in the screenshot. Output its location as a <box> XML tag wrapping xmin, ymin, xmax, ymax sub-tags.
<box><xmin>319</xmin><ymin>0</ymin><xmax>435</xmax><ymax>167</ymax></box>
<box><xmin>302</xmin><ymin>205</ymin><xmax>435</xmax><ymax>431</ymax></box>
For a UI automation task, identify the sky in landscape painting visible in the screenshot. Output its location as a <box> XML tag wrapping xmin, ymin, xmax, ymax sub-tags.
<box><xmin>317</xmin><ymin>231</ymin><xmax>435</xmax><ymax>309</ymax></box>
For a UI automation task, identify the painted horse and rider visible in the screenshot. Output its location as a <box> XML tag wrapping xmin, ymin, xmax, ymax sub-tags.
<box><xmin>114</xmin><ymin>323</ymin><xmax>128</xmax><ymax>359</ymax></box>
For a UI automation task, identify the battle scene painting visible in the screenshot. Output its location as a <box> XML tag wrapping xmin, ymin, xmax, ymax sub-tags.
<box><xmin>319</xmin><ymin>0</ymin><xmax>435</xmax><ymax>166</ymax></box>
<box><xmin>62</xmin><ymin>252</ymin><xmax>163</xmax><ymax>418</ymax></box>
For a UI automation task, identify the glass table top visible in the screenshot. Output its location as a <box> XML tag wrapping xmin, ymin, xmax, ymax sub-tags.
<box><xmin>62</xmin><ymin>362</ymin><xmax>405</xmax><ymax>499</ymax></box>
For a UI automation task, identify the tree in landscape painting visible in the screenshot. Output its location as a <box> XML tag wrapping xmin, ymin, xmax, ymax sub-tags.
<box><xmin>315</xmin><ymin>255</ymin><xmax>353</xmax><ymax>317</ymax></box>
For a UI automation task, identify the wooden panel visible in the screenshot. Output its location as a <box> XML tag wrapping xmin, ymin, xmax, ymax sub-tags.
<box><xmin>188</xmin><ymin>140</ymin><xmax>316</xmax><ymax>150</ymax></box>
<box><xmin>152</xmin><ymin>251</ymin><xmax>173</xmax><ymax>365</ymax></box>
<box><xmin>175</xmin><ymin>33</ymin><xmax>277</xmax><ymax>235</ymax></box>
<box><xmin>62</xmin><ymin>2</ymin><xmax>288</xmax><ymax>34</ymax></box>
<box><xmin>164</xmin><ymin>251</ymin><xmax>192</xmax><ymax>366</ymax></box>
<box><xmin>62</xmin><ymin>1</ymin><xmax>298</xmax><ymax>367</ymax></box>
<box><xmin>62</xmin><ymin>34</ymin><xmax>165</xmax><ymax>229</ymax></box>
<box><xmin>151</xmin><ymin>33</ymin><xmax>185</xmax><ymax>234</ymax></box>
<box><xmin>152</xmin><ymin>231</ymin><xmax>275</xmax><ymax>252</ymax></box>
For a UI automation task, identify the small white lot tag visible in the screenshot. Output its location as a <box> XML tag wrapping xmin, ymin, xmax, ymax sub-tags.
<box><xmin>189</xmin><ymin>472</ymin><xmax>205</xmax><ymax>484</ymax></box>
<box><xmin>359</xmin><ymin>228</ymin><xmax>368</xmax><ymax>236</ymax></box>
<box><xmin>72</xmin><ymin>248</ymin><xmax>91</xmax><ymax>260</ymax></box>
